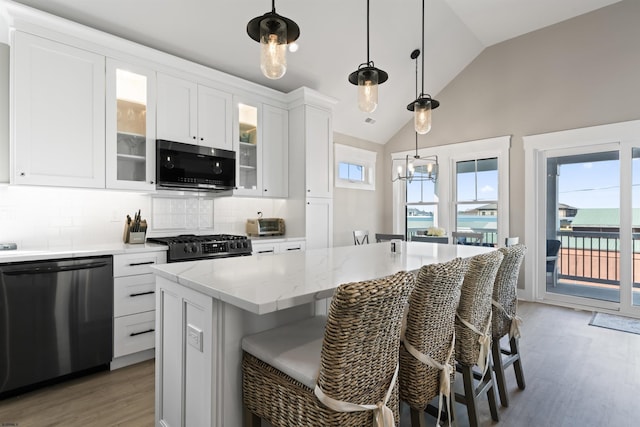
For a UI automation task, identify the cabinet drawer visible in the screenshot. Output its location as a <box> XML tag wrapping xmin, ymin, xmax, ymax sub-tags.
<box><xmin>114</xmin><ymin>274</ymin><xmax>156</xmax><ymax>317</ymax></box>
<box><xmin>113</xmin><ymin>310</ymin><xmax>156</xmax><ymax>358</ymax></box>
<box><xmin>252</xmin><ymin>243</ymin><xmax>278</xmax><ymax>254</ymax></box>
<box><xmin>280</xmin><ymin>241</ymin><xmax>306</xmax><ymax>252</ymax></box>
<box><xmin>113</xmin><ymin>251</ymin><xmax>166</xmax><ymax>277</ymax></box>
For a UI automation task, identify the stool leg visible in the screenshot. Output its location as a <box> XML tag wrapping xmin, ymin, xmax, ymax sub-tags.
<box><xmin>492</xmin><ymin>337</ymin><xmax>509</xmax><ymax>407</ymax></box>
<box><xmin>460</xmin><ymin>365</ymin><xmax>480</xmax><ymax>427</ymax></box>
<box><xmin>486</xmin><ymin>365</ymin><xmax>500</xmax><ymax>422</ymax></box>
<box><xmin>410</xmin><ymin>407</ymin><xmax>428</xmax><ymax>427</ymax></box>
<box><xmin>244</xmin><ymin>407</ymin><xmax>261</xmax><ymax>427</ymax></box>
<box><xmin>510</xmin><ymin>336</ymin><xmax>526</xmax><ymax>390</ymax></box>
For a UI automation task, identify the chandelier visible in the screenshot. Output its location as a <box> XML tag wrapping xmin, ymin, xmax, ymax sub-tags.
<box><xmin>392</xmin><ymin>48</ymin><xmax>437</xmax><ymax>183</ymax></box>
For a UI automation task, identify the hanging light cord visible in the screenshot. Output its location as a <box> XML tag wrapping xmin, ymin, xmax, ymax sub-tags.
<box><xmin>366</xmin><ymin>0</ymin><xmax>370</xmax><ymax>64</ymax></box>
<box><xmin>420</xmin><ymin>0</ymin><xmax>425</xmax><ymax>97</ymax></box>
<box><xmin>271</xmin><ymin>0</ymin><xmax>276</xmax><ymax>13</ymax></box>
<box><xmin>414</xmin><ymin>51</ymin><xmax>420</xmax><ymax>158</ymax></box>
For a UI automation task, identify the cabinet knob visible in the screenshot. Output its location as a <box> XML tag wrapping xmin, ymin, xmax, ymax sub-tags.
<box><xmin>264</xmin><ymin>189</ymin><xmax>267</xmax><ymax>192</ymax></box>
<box><xmin>307</xmin><ymin>189</ymin><xmax>311</xmax><ymax>192</ymax></box>
<box><xmin>192</xmin><ymin>136</ymin><xmax>196</xmax><ymax>140</ymax></box>
<box><xmin>200</xmin><ymin>137</ymin><xmax>204</xmax><ymax>141</ymax></box>
<box><xmin>20</xmin><ymin>172</ymin><xmax>25</xmax><ymax>176</ymax></box>
<box><xmin>150</xmin><ymin>181</ymin><xmax>154</xmax><ymax>184</ymax></box>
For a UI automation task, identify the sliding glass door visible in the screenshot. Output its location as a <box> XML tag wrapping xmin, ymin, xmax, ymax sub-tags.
<box><xmin>545</xmin><ymin>150</ymin><xmax>621</xmax><ymax>305</ymax></box>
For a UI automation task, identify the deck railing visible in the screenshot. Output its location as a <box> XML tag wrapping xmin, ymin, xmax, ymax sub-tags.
<box><xmin>556</xmin><ymin>230</ymin><xmax>640</xmax><ymax>288</ymax></box>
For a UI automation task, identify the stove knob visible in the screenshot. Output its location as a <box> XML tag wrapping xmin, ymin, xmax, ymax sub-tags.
<box><xmin>191</xmin><ymin>244</ymin><xmax>199</xmax><ymax>253</ymax></box>
<box><xmin>229</xmin><ymin>242</ymin><xmax>236</xmax><ymax>250</ymax></box>
<box><xmin>184</xmin><ymin>244</ymin><xmax>191</xmax><ymax>253</ymax></box>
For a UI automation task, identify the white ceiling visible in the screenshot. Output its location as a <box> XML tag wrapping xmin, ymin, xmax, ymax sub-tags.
<box><xmin>7</xmin><ymin>0</ymin><xmax>623</xmax><ymax>144</ymax></box>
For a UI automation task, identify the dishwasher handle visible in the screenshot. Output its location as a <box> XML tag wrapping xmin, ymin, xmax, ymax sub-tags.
<box><xmin>1</xmin><ymin>261</ymin><xmax>109</xmax><ymax>276</ymax></box>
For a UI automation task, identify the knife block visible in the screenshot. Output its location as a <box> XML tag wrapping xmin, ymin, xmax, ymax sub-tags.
<box><xmin>123</xmin><ymin>221</ymin><xmax>147</xmax><ymax>244</ymax></box>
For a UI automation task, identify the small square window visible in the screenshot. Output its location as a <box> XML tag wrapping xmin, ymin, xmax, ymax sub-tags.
<box><xmin>338</xmin><ymin>162</ymin><xmax>364</xmax><ymax>182</ymax></box>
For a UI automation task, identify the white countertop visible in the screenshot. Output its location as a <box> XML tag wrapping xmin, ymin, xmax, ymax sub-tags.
<box><xmin>0</xmin><ymin>243</ymin><xmax>168</xmax><ymax>263</ymax></box>
<box><xmin>151</xmin><ymin>241</ymin><xmax>494</xmax><ymax>315</ymax></box>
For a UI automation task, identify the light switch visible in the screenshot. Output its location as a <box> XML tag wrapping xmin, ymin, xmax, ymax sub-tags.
<box><xmin>187</xmin><ymin>324</ymin><xmax>203</xmax><ymax>352</ymax></box>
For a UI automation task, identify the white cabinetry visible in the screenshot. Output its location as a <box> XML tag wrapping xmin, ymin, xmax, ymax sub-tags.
<box><xmin>12</xmin><ymin>31</ymin><xmax>105</xmax><ymax>188</ymax></box>
<box><xmin>306</xmin><ymin>198</ymin><xmax>333</xmax><ymax>250</ymax></box>
<box><xmin>235</xmin><ymin>98</ymin><xmax>288</xmax><ymax>198</ymax></box>
<box><xmin>112</xmin><ymin>250</ymin><xmax>166</xmax><ymax>369</ymax></box>
<box><xmin>288</xmin><ymin>90</ymin><xmax>336</xmax><ymax>250</ymax></box>
<box><xmin>157</xmin><ymin>73</ymin><xmax>233</xmax><ymax>150</ymax></box>
<box><xmin>106</xmin><ymin>59</ymin><xmax>156</xmax><ymax>190</ymax></box>
<box><xmin>251</xmin><ymin>239</ymin><xmax>305</xmax><ymax>254</ymax></box>
<box><xmin>304</xmin><ymin>106</ymin><xmax>333</xmax><ymax>198</ymax></box>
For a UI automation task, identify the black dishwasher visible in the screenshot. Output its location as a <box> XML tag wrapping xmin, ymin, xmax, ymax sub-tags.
<box><xmin>0</xmin><ymin>256</ymin><xmax>113</xmax><ymax>396</ymax></box>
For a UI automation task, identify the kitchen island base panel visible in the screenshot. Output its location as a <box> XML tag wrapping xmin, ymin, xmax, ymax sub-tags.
<box><xmin>155</xmin><ymin>276</ymin><xmax>316</xmax><ymax>427</ymax></box>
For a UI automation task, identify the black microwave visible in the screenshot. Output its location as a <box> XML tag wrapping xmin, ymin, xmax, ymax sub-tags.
<box><xmin>156</xmin><ymin>140</ymin><xmax>236</xmax><ymax>192</ymax></box>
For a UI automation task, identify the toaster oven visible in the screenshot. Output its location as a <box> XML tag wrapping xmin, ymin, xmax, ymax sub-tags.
<box><xmin>246</xmin><ymin>218</ymin><xmax>285</xmax><ymax>237</ymax></box>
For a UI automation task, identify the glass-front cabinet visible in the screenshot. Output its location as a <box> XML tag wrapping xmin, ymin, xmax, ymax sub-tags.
<box><xmin>106</xmin><ymin>59</ymin><xmax>156</xmax><ymax>190</ymax></box>
<box><xmin>235</xmin><ymin>101</ymin><xmax>262</xmax><ymax>195</ymax></box>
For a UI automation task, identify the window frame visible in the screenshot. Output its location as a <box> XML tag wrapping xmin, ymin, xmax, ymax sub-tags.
<box><xmin>334</xmin><ymin>143</ymin><xmax>376</xmax><ymax>191</ymax></box>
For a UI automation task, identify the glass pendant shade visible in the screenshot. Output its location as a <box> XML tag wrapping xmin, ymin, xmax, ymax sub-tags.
<box><xmin>414</xmin><ymin>98</ymin><xmax>432</xmax><ymax>134</ymax></box>
<box><xmin>260</xmin><ymin>18</ymin><xmax>287</xmax><ymax>79</ymax></box>
<box><xmin>358</xmin><ymin>68</ymin><xmax>379</xmax><ymax>113</ymax></box>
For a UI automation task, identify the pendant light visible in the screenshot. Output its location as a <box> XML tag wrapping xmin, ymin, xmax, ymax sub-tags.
<box><xmin>407</xmin><ymin>0</ymin><xmax>439</xmax><ymax>134</ymax></box>
<box><xmin>247</xmin><ymin>0</ymin><xmax>300</xmax><ymax>80</ymax></box>
<box><xmin>392</xmin><ymin>49</ymin><xmax>438</xmax><ymax>183</ymax></box>
<box><xmin>348</xmin><ymin>0</ymin><xmax>388</xmax><ymax>113</ymax></box>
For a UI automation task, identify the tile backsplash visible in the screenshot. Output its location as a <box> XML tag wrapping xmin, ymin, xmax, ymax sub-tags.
<box><xmin>0</xmin><ymin>185</ymin><xmax>293</xmax><ymax>249</ymax></box>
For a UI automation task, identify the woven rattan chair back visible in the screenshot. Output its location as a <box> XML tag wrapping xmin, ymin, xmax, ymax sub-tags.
<box><xmin>455</xmin><ymin>251</ymin><xmax>504</xmax><ymax>366</ymax></box>
<box><xmin>492</xmin><ymin>244</ymin><xmax>527</xmax><ymax>339</ymax></box>
<box><xmin>316</xmin><ymin>271</ymin><xmax>415</xmax><ymax>423</ymax></box>
<box><xmin>399</xmin><ymin>257</ymin><xmax>470</xmax><ymax>410</ymax></box>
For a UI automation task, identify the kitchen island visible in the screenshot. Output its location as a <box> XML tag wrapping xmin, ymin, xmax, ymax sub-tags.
<box><xmin>151</xmin><ymin>241</ymin><xmax>493</xmax><ymax>427</ymax></box>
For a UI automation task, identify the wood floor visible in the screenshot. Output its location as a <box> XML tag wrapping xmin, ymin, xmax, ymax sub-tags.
<box><xmin>1</xmin><ymin>301</ymin><xmax>639</xmax><ymax>427</ymax></box>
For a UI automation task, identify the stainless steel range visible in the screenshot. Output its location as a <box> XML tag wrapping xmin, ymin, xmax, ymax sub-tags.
<box><xmin>147</xmin><ymin>234</ymin><xmax>252</xmax><ymax>262</ymax></box>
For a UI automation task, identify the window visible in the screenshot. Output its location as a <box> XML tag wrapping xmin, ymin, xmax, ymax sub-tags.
<box><xmin>338</xmin><ymin>162</ymin><xmax>365</xmax><ymax>182</ymax></box>
<box><xmin>391</xmin><ymin>136</ymin><xmax>510</xmax><ymax>244</ymax></box>
<box><xmin>334</xmin><ymin>144</ymin><xmax>376</xmax><ymax>191</ymax></box>
<box><xmin>455</xmin><ymin>157</ymin><xmax>499</xmax><ymax>246</ymax></box>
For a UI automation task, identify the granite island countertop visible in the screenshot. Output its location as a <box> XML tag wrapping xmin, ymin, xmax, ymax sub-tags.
<box><xmin>150</xmin><ymin>241</ymin><xmax>493</xmax><ymax>315</ymax></box>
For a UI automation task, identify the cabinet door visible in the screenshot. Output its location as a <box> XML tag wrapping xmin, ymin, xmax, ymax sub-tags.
<box><xmin>305</xmin><ymin>106</ymin><xmax>333</xmax><ymax>198</ymax></box>
<box><xmin>106</xmin><ymin>59</ymin><xmax>156</xmax><ymax>190</ymax></box>
<box><xmin>157</xmin><ymin>73</ymin><xmax>198</xmax><ymax>143</ymax></box>
<box><xmin>262</xmin><ymin>104</ymin><xmax>288</xmax><ymax>198</ymax></box>
<box><xmin>197</xmin><ymin>85</ymin><xmax>233</xmax><ymax>150</ymax></box>
<box><xmin>306</xmin><ymin>197</ymin><xmax>333</xmax><ymax>250</ymax></box>
<box><xmin>234</xmin><ymin>99</ymin><xmax>262</xmax><ymax>196</ymax></box>
<box><xmin>12</xmin><ymin>32</ymin><xmax>105</xmax><ymax>188</ymax></box>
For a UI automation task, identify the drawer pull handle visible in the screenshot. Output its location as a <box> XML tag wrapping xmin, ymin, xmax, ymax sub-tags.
<box><xmin>128</xmin><ymin>261</ymin><xmax>155</xmax><ymax>266</ymax></box>
<box><xmin>130</xmin><ymin>328</ymin><xmax>155</xmax><ymax>337</ymax></box>
<box><xmin>129</xmin><ymin>290</ymin><xmax>155</xmax><ymax>297</ymax></box>
<box><xmin>286</xmin><ymin>247</ymin><xmax>301</xmax><ymax>251</ymax></box>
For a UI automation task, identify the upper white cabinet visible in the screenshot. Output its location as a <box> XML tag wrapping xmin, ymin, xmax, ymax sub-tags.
<box><xmin>234</xmin><ymin>97</ymin><xmax>288</xmax><ymax>198</ymax></box>
<box><xmin>262</xmin><ymin>104</ymin><xmax>289</xmax><ymax>198</ymax></box>
<box><xmin>106</xmin><ymin>59</ymin><xmax>156</xmax><ymax>191</ymax></box>
<box><xmin>156</xmin><ymin>73</ymin><xmax>233</xmax><ymax>150</ymax></box>
<box><xmin>289</xmin><ymin>104</ymin><xmax>333</xmax><ymax>198</ymax></box>
<box><xmin>12</xmin><ymin>31</ymin><xmax>106</xmax><ymax>188</ymax></box>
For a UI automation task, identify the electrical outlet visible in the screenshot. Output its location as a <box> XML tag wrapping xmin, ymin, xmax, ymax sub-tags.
<box><xmin>187</xmin><ymin>324</ymin><xmax>203</xmax><ymax>352</ymax></box>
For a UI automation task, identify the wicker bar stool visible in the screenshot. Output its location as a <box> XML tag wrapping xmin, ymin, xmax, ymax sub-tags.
<box><xmin>491</xmin><ymin>243</ymin><xmax>527</xmax><ymax>407</ymax></box>
<box><xmin>242</xmin><ymin>271</ymin><xmax>414</xmax><ymax>427</ymax></box>
<box><xmin>454</xmin><ymin>250</ymin><xmax>504</xmax><ymax>427</ymax></box>
<box><xmin>399</xmin><ymin>257</ymin><xmax>470</xmax><ymax>427</ymax></box>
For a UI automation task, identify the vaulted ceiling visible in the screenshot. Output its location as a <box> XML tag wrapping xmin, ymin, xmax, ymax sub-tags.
<box><xmin>8</xmin><ymin>0</ymin><xmax>623</xmax><ymax>144</ymax></box>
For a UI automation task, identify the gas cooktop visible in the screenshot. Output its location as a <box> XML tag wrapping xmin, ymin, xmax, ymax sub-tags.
<box><xmin>147</xmin><ymin>234</ymin><xmax>252</xmax><ymax>262</ymax></box>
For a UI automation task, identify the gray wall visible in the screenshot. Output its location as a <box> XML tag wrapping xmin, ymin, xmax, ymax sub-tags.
<box><xmin>333</xmin><ymin>132</ymin><xmax>385</xmax><ymax>247</ymax></box>
<box><xmin>383</xmin><ymin>0</ymin><xmax>640</xmax><ymax>255</ymax></box>
<box><xmin>0</xmin><ymin>43</ymin><xmax>8</xmax><ymax>184</ymax></box>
